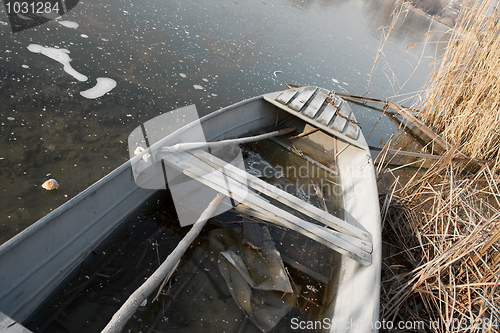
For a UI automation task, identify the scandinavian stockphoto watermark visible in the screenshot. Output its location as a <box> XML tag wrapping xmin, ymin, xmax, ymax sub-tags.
<box><xmin>290</xmin><ymin>317</ymin><xmax>499</xmax><ymax>331</ymax></box>
<box><xmin>128</xmin><ymin>104</ymin><xmax>248</xmax><ymax>227</ymax></box>
<box><xmin>290</xmin><ymin>318</ymin><xmax>426</xmax><ymax>331</ymax></box>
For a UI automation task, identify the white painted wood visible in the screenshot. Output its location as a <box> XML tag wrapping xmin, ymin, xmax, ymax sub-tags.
<box><xmin>330</xmin><ymin>99</ymin><xmax>351</xmax><ymax>133</ymax></box>
<box><xmin>193</xmin><ymin>150</ymin><xmax>372</xmax><ymax>245</ymax></box>
<box><xmin>275</xmin><ymin>89</ymin><xmax>298</xmax><ymax>105</ymax></box>
<box><xmin>263</xmin><ymin>89</ymin><xmax>368</xmax><ymax>151</ymax></box>
<box><xmin>158</xmin><ymin>127</ymin><xmax>295</xmax><ymax>154</ymax></box>
<box><xmin>164</xmin><ymin>152</ymin><xmax>372</xmax><ymax>266</ymax></box>
<box><xmin>316</xmin><ymin>103</ymin><xmax>338</xmax><ymax>126</ymax></box>
<box><xmin>345</xmin><ymin>112</ymin><xmax>360</xmax><ymax>140</ymax></box>
<box><xmin>303</xmin><ymin>88</ymin><xmax>329</xmax><ymax>119</ymax></box>
<box><xmin>288</xmin><ymin>86</ymin><xmax>317</xmax><ymax>111</ymax></box>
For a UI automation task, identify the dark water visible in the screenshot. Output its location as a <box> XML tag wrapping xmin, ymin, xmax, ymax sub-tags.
<box><xmin>0</xmin><ymin>0</ymin><xmax>449</xmax><ymax>243</ymax></box>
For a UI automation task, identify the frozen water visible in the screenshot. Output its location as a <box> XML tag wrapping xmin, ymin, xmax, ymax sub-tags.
<box><xmin>27</xmin><ymin>44</ymin><xmax>88</xmax><ymax>82</ymax></box>
<box><xmin>80</xmin><ymin>78</ymin><xmax>117</xmax><ymax>99</ymax></box>
<box><xmin>57</xmin><ymin>21</ymin><xmax>79</xmax><ymax>29</ymax></box>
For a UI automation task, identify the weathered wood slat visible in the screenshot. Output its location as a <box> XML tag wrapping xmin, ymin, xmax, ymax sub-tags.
<box><xmin>193</xmin><ymin>150</ymin><xmax>371</xmax><ymax>245</ymax></box>
<box><xmin>344</xmin><ymin>112</ymin><xmax>360</xmax><ymax>140</ymax></box>
<box><xmin>302</xmin><ymin>88</ymin><xmax>329</xmax><ymax>119</ymax></box>
<box><xmin>316</xmin><ymin>103</ymin><xmax>337</xmax><ymax>126</ymax></box>
<box><xmin>163</xmin><ymin>152</ymin><xmax>372</xmax><ymax>266</ymax></box>
<box><xmin>331</xmin><ymin>100</ymin><xmax>351</xmax><ymax>133</ymax></box>
<box><xmin>275</xmin><ymin>89</ymin><xmax>298</xmax><ymax>105</ymax></box>
<box><xmin>182</xmin><ymin>166</ymin><xmax>372</xmax><ymax>266</ymax></box>
<box><xmin>288</xmin><ymin>86</ymin><xmax>317</xmax><ymax>112</ymax></box>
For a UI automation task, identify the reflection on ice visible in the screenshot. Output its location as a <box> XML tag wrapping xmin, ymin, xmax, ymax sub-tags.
<box><xmin>27</xmin><ymin>44</ymin><xmax>88</xmax><ymax>82</ymax></box>
<box><xmin>80</xmin><ymin>78</ymin><xmax>117</xmax><ymax>99</ymax></box>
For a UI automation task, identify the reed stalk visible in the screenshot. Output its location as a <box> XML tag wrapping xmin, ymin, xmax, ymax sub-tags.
<box><xmin>379</xmin><ymin>1</ymin><xmax>500</xmax><ymax>331</ymax></box>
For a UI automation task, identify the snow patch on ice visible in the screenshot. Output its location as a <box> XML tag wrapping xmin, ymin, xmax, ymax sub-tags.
<box><xmin>57</xmin><ymin>20</ymin><xmax>79</xmax><ymax>29</ymax></box>
<box><xmin>80</xmin><ymin>78</ymin><xmax>117</xmax><ymax>99</ymax></box>
<box><xmin>27</xmin><ymin>44</ymin><xmax>88</xmax><ymax>82</ymax></box>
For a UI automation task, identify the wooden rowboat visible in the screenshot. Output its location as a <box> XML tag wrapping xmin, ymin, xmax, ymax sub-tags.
<box><xmin>0</xmin><ymin>86</ymin><xmax>381</xmax><ymax>332</ymax></box>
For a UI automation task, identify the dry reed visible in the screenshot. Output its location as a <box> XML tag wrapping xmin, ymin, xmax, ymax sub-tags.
<box><xmin>378</xmin><ymin>1</ymin><xmax>500</xmax><ymax>331</ymax></box>
<box><xmin>421</xmin><ymin>0</ymin><xmax>500</xmax><ymax>172</ymax></box>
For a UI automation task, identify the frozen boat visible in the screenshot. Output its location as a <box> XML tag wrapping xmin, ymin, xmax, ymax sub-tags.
<box><xmin>0</xmin><ymin>86</ymin><xmax>381</xmax><ymax>333</ymax></box>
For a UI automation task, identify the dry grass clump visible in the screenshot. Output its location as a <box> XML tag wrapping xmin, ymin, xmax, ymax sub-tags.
<box><xmin>421</xmin><ymin>0</ymin><xmax>500</xmax><ymax>172</ymax></box>
<box><xmin>378</xmin><ymin>1</ymin><xmax>500</xmax><ymax>331</ymax></box>
<box><xmin>380</xmin><ymin>156</ymin><xmax>500</xmax><ymax>332</ymax></box>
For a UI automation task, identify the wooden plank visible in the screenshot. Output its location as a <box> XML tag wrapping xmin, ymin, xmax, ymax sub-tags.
<box><xmin>194</xmin><ymin>150</ymin><xmax>371</xmax><ymax>245</ymax></box>
<box><xmin>344</xmin><ymin>112</ymin><xmax>360</xmax><ymax>140</ymax></box>
<box><xmin>288</xmin><ymin>86</ymin><xmax>317</xmax><ymax>112</ymax></box>
<box><xmin>159</xmin><ymin>127</ymin><xmax>295</xmax><ymax>154</ymax></box>
<box><xmin>316</xmin><ymin>103</ymin><xmax>337</xmax><ymax>126</ymax></box>
<box><xmin>163</xmin><ymin>152</ymin><xmax>372</xmax><ymax>266</ymax></box>
<box><xmin>275</xmin><ymin>89</ymin><xmax>298</xmax><ymax>105</ymax></box>
<box><xmin>330</xmin><ymin>100</ymin><xmax>351</xmax><ymax>133</ymax></box>
<box><xmin>302</xmin><ymin>88</ymin><xmax>329</xmax><ymax>119</ymax></box>
<box><xmin>182</xmin><ymin>166</ymin><xmax>372</xmax><ymax>266</ymax></box>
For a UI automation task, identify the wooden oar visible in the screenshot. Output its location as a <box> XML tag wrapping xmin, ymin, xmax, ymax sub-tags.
<box><xmin>158</xmin><ymin>127</ymin><xmax>295</xmax><ymax>154</ymax></box>
<box><xmin>100</xmin><ymin>193</ymin><xmax>225</xmax><ymax>333</ymax></box>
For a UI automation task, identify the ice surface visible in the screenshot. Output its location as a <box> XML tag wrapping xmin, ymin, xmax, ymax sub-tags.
<box><xmin>57</xmin><ymin>21</ymin><xmax>79</xmax><ymax>29</ymax></box>
<box><xmin>27</xmin><ymin>44</ymin><xmax>88</xmax><ymax>82</ymax></box>
<box><xmin>80</xmin><ymin>78</ymin><xmax>117</xmax><ymax>99</ymax></box>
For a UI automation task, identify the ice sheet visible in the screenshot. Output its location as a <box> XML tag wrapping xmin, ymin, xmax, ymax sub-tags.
<box><xmin>27</xmin><ymin>44</ymin><xmax>88</xmax><ymax>82</ymax></box>
<box><xmin>80</xmin><ymin>78</ymin><xmax>117</xmax><ymax>99</ymax></box>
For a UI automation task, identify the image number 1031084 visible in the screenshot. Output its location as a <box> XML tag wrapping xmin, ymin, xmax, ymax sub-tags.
<box><xmin>2</xmin><ymin>0</ymin><xmax>80</xmax><ymax>33</ymax></box>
